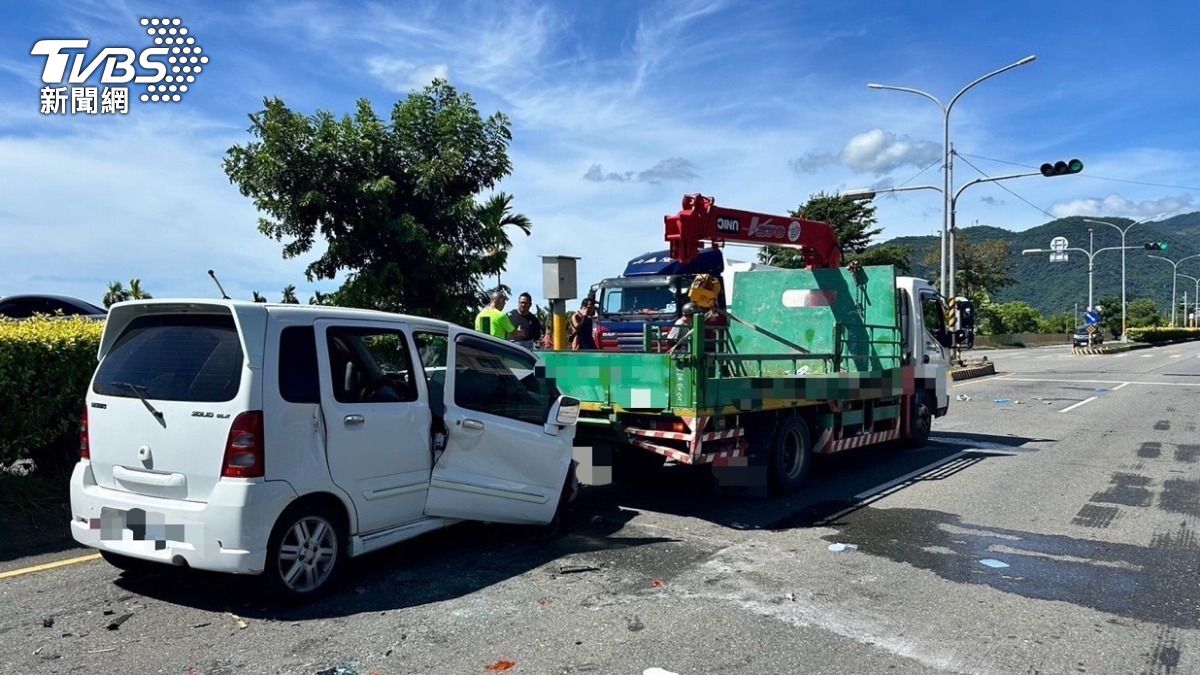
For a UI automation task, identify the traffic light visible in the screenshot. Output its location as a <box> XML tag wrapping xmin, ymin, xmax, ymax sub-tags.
<box><xmin>1143</xmin><ymin>242</ymin><xmax>1168</xmax><ymax>251</ymax></box>
<box><xmin>1040</xmin><ymin>158</ymin><xmax>1084</xmax><ymax>177</ymax></box>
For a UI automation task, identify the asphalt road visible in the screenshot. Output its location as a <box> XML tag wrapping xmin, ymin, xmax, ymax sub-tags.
<box><xmin>3</xmin><ymin>341</ymin><xmax>1199</xmax><ymax>675</ymax></box>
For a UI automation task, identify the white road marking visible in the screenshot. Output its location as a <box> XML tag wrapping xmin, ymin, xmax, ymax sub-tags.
<box><xmin>1170</xmin><ymin>354</ymin><xmax>1182</xmax><ymax>358</ymax></box>
<box><xmin>1060</xmin><ymin>396</ymin><xmax>1099</xmax><ymax>413</ymax></box>
<box><xmin>1114</xmin><ymin>353</ymin><xmax>1128</xmax><ymax>358</ymax></box>
<box><xmin>1140</xmin><ymin>354</ymin><xmax>1155</xmax><ymax>358</ymax></box>
<box><xmin>1001</xmin><ymin>377</ymin><xmax>1200</xmax><ymax>388</ymax></box>
<box><xmin>1112</xmin><ymin>382</ymin><xmax>1131</xmax><ymax>390</ymax></box>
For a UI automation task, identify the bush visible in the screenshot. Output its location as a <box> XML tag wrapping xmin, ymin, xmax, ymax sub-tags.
<box><xmin>0</xmin><ymin>316</ymin><xmax>103</xmax><ymax>474</ymax></box>
<box><xmin>1125</xmin><ymin>327</ymin><xmax>1200</xmax><ymax>343</ymax></box>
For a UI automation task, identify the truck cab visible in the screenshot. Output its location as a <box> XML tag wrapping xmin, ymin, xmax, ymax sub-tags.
<box><xmin>593</xmin><ymin>247</ymin><xmax>725</xmax><ymax>351</ymax></box>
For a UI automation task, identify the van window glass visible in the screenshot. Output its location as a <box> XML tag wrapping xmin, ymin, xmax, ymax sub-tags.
<box><xmin>94</xmin><ymin>313</ymin><xmax>243</xmax><ymax>402</ymax></box>
<box><xmin>326</xmin><ymin>326</ymin><xmax>417</xmax><ymax>404</ymax></box>
<box><xmin>279</xmin><ymin>326</ymin><xmax>319</xmax><ymax>404</ymax></box>
<box><xmin>921</xmin><ymin>292</ymin><xmax>947</xmax><ymax>342</ymax></box>
<box><xmin>453</xmin><ymin>336</ymin><xmax>550</xmax><ymax>426</ymax></box>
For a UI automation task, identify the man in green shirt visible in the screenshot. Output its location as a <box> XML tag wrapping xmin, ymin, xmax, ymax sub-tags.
<box><xmin>474</xmin><ymin>292</ymin><xmax>524</xmax><ymax>340</ymax></box>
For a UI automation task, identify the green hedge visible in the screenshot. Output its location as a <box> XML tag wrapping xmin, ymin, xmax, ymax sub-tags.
<box><xmin>0</xmin><ymin>316</ymin><xmax>103</xmax><ymax>473</ymax></box>
<box><xmin>1126</xmin><ymin>327</ymin><xmax>1200</xmax><ymax>343</ymax></box>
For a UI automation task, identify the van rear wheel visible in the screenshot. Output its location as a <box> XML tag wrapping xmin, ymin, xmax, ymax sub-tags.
<box><xmin>906</xmin><ymin>392</ymin><xmax>933</xmax><ymax>449</ymax></box>
<box><xmin>264</xmin><ymin>504</ymin><xmax>345</xmax><ymax>600</ymax></box>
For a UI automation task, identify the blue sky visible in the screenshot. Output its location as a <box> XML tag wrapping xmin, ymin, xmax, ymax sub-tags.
<box><xmin>3</xmin><ymin>0</ymin><xmax>1200</xmax><ymax>307</ymax></box>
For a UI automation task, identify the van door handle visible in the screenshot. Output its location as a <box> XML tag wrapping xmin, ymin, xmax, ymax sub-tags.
<box><xmin>344</xmin><ymin>414</ymin><xmax>365</xmax><ymax>426</ymax></box>
<box><xmin>460</xmin><ymin>419</ymin><xmax>485</xmax><ymax>431</ymax></box>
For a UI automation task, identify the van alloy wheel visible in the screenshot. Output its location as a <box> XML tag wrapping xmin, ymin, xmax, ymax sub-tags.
<box><xmin>276</xmin><ymin>515</ymin><xmax>339</xmax><ymax>594</ymax></box>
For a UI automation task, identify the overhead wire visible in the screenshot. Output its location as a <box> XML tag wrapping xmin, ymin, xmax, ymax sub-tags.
<box><xmin>959</xmin><ymin>152</ymin><xmax>1200</xmax><ymax>192</ymax></box>
<box><xmin>954</xmin><ymin>152</ymin><xmax>1058</xmax><ymax>221</ymax></box>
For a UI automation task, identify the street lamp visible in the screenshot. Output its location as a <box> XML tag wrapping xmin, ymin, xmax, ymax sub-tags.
<box><xmin>1178</xmin><ymin>273</ymin><xmax>1200</xmax><ymax>328</ymax></box>
<box><xmin>1022</xmin><ymin>227</ymin><xmax>1139</xmax><ymax>313</ymax></box>
<box><xmin>1146</xmin><ymin>253</ymin><xmax>1200</xmax><ymax>326</ymax></box>
<box><xmin>1082</xmin><ymin>214</ymin><xmax>1167</xmax><ymax>342</ymax></box>
<box><xmin>868</xmin><ymin>54</ymin><xmax>1036</xmax><ymax>297</ymax></box>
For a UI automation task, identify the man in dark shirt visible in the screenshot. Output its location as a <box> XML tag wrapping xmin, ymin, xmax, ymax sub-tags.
<box><xmin>508</xmin><ymin>292</ymin><xmax>544</xmax><ymax>350</ymax></box>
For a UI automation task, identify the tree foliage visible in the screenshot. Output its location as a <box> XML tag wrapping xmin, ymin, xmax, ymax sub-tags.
<box><xmin>1095</xmin><ymin>296</ymin><xmax>1163</xmax><ymax>338</ymax></box>
<box><xmin>224</xmin><ymin>80</ymin><xmax>515</xmax><ymax>325</ymax></box>
<box><xmin>281</xmin><ymin>284</ymin><xmax>299</xmax><ymax>304</ymax></box>
<box><xmin>102</xmin><ymin>279</ymin><xmax>152</xmax><ymax>308</ymax></box>
<box><xmin>759</xmin><ymin>192</ymin><xmax>881</xmax><ymax>268</ymax></box>
<box><xmin>981</xmin><ymin>301</ymin><xmax>1043</xmax><ymax>334</ymax></box>
<box><xmin>923</xmin><ymin>233</ymin><xmax>1014</xmax><ymax>306</ymax></box>
<box><xmin>852</xmin><ymin>244</ymin><xmax>912</xmax><ymax>275</ymax></box>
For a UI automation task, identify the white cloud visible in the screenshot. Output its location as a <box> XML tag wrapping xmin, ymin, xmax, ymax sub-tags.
<box><xmin>583</xmin><ymin>157</ymin><xmax>698</xmax><ymax>184</ymax></box>
<box><xmin>792</xmin><ymin>129</ymin><xmax>940</xmax><ymax>176</ymax></box>
<box><xmin>366</xmin><ymin>57</ymin><xmax>450</xmax><ymax>93</ymax></box>
<box><xmin>1049</xmin><ymin>193</ymin><xmax>1194</xmax><ymax>219</ymax></box>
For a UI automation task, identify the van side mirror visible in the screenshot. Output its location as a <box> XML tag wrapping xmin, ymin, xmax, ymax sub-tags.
<box><xmin>544</xmin><ymin>395</ymin><xmax>581</xmax><ymax>435</ymax></box>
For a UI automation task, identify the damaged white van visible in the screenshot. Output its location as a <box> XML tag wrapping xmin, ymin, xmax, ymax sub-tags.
<box><xmin>71</xmin><ymin>300</ymin><xmax>580</xmax><ymax>598</ymax></box>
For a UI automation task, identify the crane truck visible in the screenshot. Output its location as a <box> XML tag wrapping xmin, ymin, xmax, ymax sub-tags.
<box><xmin>541</xmin><ymin>194</ymin><xmax>953</xmax><ymax>494</ymax></box>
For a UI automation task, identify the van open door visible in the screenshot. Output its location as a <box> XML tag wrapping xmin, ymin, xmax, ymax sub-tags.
<box><xmin>424</xmin><ymin>328</ymin><xmax>575</xmax><ymax>525</ymax></box>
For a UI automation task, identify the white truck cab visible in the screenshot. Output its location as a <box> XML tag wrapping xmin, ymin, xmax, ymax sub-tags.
<box><xmin>71</xmin><ymin>300</ymin><xmax>579</xmax><ymax>598</ymax></box>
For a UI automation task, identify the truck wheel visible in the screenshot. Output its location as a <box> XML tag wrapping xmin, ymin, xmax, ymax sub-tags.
<box><xmin>613</xmin><ymin>444</ymin><xmax>667</xmax><ymax>483</ymax></box>
<box><xmin>906</xmin><ymin>393</ymin><xmax>933</xmax><ymax>449</ymax></box>
<box><xmin>769</xmin><ymin>416</ymin><xmax>812</xmax><ymax>494</ymax></box>
<box><xmin>264</xmin><ymin>503</ymin><xmax>346</xmax><ymax>600</ymax></box>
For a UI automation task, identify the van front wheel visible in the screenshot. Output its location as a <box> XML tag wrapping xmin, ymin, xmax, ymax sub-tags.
<box><xmin>264</xmin><ymin>504</ymin><xmax>345</xmax><ymax>599</ymax></box>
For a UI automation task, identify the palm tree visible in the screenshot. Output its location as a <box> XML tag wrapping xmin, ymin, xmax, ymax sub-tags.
<box><xmin>252</xmin><ymin>291</ymin><xmax>268</xmax><ymax>303</ymax></box>
<box><xmin>281</xmin><ymin>284</ymin><xmax>299</xmax><ymax>304</ymax></box>
<box><xmin>477</xmin><ymin>192</ymin><xmax>532</xmax><ymax>289</ymax></box>
<box><xmin>127</xmin><ymin>278</ymin><xmax>152</xmax><ymax>300</ymax></box>
<box><xmin>102</xmin><ymin>281</ymin><xmax>130</xmax><ymax>308</ymax></box>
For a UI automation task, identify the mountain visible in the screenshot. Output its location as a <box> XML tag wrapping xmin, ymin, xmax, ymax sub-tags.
<box><xmin>874</xmin><ymin>212</ymin><xmax>1200</xmax><ymax>318</ymax></box>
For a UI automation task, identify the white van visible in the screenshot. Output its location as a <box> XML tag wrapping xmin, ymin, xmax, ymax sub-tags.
<box><xmin>70</xmin><ymin>300</ymin><xmax>580</xmax><ymax>598</ymax></box>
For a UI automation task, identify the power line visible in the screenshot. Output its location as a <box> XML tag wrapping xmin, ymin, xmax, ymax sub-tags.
<box><xmin>955</xmin><ymin>153</ymin><xmax>1058</xmax><ymax>221</ymax></box>
<box><xmin>959</xmin><ymin>152</ymin><xmax>1200</xmax><ymax>192</ymax></box>
<box><xmin>895</xmin><ymin>156</ymin><xmax>943</xmax><ymax>188</ymax></box>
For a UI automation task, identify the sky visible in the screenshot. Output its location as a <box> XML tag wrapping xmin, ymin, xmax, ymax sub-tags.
<box><xmin>4</xmin><ymin>0</ymin><xmax>1200</xmax><ymax>308</ymax></box>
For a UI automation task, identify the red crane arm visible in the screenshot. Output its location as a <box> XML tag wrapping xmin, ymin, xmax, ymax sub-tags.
<box><xmin>663</xmin><ymin>194</ymin><xmax>843</xmax><ymax>269</ymax></box>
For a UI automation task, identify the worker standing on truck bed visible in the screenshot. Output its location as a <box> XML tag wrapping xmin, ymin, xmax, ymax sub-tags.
<box><xmin>475</xmin><ymin>292</ymin><xmax>524</xmax><ymax>340</ymax></box>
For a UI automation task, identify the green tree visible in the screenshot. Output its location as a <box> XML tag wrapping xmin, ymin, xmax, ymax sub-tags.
<box><xmin>1040</xmin><ymin>312</ymin><xmax>1074</xmax><ymax>334</ymax></box>
<box><xmin>224</xmin><ymin>79</ymin><xmax>514</xmax><ymax>326</ymax></box>
<box><xmin>281</xmin><ymin>284</ymin><xmax>299</xmax><ymax>304</ymax></box>
<box><xmin>252</xmin><ymin>291</ymin><xmax>268</xmax><ymax>303</ymax></box>
<box><xmin>924</xmin><ymin>233</ymin><xmax>1014</xmax><ymax>306</ymax></box>
<box><xmin>127</xmin><ymin>278</ymin><xmax>152</xmax><ymax>300</ymax></box>
<box><xmin>1127</xmin><ymin>298</ymin><xmax>1163</xmax><ymax>329</ymax></box>
<box><xmin>985</xmin><ymin>301</ymin><xmax>1043</xmax><ymax>334</ymax></box>
<box><xmin>102</xmin><ymin>281</ymin><xmax>130</xmax><ymax>308</ymax></box>
<box><xmin>477</xmin><ymin>192</ymin><xmax>532</xmax><ymax>290</ymax></box>
<box><xmin>851</xmin><ymin>244</ymin><xmax>912</xmax><ymax>275</ymax></box>
<box><xmin>759</xmin><ymin>192</ymin><xmax>881</xmax><ymax>268</ymax></box>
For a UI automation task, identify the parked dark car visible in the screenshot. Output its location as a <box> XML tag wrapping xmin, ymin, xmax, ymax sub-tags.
<box><xmin>1072</xmin><ymin>325</ymin><xmax>1102</xmax><ymax>347</ymax></box>
<box><xmin>0</xmin><ymin>294</ymin><xmax>106</xmax><ymax>320</ymax></box>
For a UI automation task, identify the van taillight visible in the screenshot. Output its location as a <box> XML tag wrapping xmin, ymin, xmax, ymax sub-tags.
<box><xmin>221</xmin><ymin>411</ymin><xmax>264</xmax><ymax>478</ymax></box>
<box><xmin>80</xmin><ymin>407</ymin><xmax>90</xmax><ymax>460</ymax></box>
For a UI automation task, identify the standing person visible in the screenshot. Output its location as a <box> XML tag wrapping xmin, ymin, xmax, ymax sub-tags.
<box><xmin>508</xmin><ymin>292</ymin><xmax>544</xmax><ymax>350</ymax></box>
<box><xmin>667</xmin><ymin>302</ymin><xmax>699</xmax><ymax>351</ymax></box>
<box><xmin>474</xmin><ymin>292</ymin><xmax>524</xmax><ymax>340</ymax></box>
<box><xmin>570</xmin><ymin>298</ymin><xmax>597</xmax><ymax>350</ymax></box>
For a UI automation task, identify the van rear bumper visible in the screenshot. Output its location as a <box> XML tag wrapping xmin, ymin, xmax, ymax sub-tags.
<box><xmin>69</xmin><ymin>461</ymin><xmax>297</xmax><ymax>575</ymax></box>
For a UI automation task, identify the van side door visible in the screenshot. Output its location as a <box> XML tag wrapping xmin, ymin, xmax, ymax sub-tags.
<box><xmin>424</xmin><ymin>329</ymin><xmax>572</xmax><ymax>525</ymax></box>
<box><xmin>313</xmin><ymin>319</ymin><xmax>431</xmax><ymax>535</ymax></box>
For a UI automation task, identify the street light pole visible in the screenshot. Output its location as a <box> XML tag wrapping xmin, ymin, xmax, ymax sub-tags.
<box><xmin>868</xmin><ymin>55</ymin><xmax>1036</xmax><ymax>298</ymax></box>
<box><xmin>1084</xmin><ymin>215</ymin><xmax>1166</xmax><ymax>342</ymax></box>
<box><xmin>1023</xmin><ymin>242</ymin><xmax>1140</xmax><ymax>318</ymax></box>
<box><xmin>1179</xmin><ymin>273</ymin><xmax>1200</xmax><ymax>327</ymax></box>
<box><xmin>1147</xmin><ymin>253</ymin><xmax>1200</xmax><ymax>326</ymax></box>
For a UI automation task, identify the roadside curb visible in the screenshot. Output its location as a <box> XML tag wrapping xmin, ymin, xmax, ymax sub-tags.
<box><xmin>950</xmin><ymin>362</ymin><xmax>996</xmax><ymax>381</ymax></box>
<box><xmin>1072</xmin><ymin>342</ymin><xmax>1151</xmax><ymax>356</ymax></box>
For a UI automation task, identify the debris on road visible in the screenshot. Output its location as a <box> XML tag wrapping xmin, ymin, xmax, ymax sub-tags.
<box><xmin>226</xmin><ymin>612</ymin><xmax>249</xmax><ymax>630</ymax></box>
<box><xmin>559</xmin><ymin>564</ymin><xmax>600</xmax><ymax>575</ymax></box>
<box><xmin>192</xmin><ymin>622</ymin><xmax>211</xmax><ymax>628</ymax></box>
<box><xmin>105</xmin><ymin>613</ymin><xmax>133</xmax><ymax>631</ymax></box>
<box><xmin>645</xmin><ymin>669</ymin><xmax>681</xmax><ymax>675</ymax></box>
<box><xmin>87</xmin><ymin>647</ymin><xmax>117</xmax><ymax>654</ymax></box>
<box><xmin>102</xmin><ymin>609</ymin><xmax>115</xmax><ymax>616</ymax></box>
<box><xmin>979</xmin><ymin>559</ymin><xmax>1010</xmax><ymax>569</ymax></box>
<box><xmin>785</xmin><ymin>592</ymin><xmax>796</xmax><ymax>602</ymax></box>
<box><xmin>484</xmin><ymin>659</ymin><xmax>516</xmax><ymax>672</ymax></box>
<box><xmin>994</xmin><ymin>398</ymin><xmax>1011</xmax><ymax>404</ymax></box>
<box><xmin>828</xmin><ymin>543</ymin><xmax>858</xmax><ymax>553</ymax></box>
<box><xmin>956</xmin><ymin>394</ymin><xmax>972</xmax><ymax>401</ymax></box>
<box><xmin>650</xmin><ymin>579</ymin><xmax>663</xmax><ymax>588</ymax></box>
<box><xmin>628</xmin><ymin>616</ymin><xmax>646</xmax><ymax>632</ymax></box>
<box><xmin>314</xmin><ymin>666</ymin><xmax>360</xmax><ymax>675</ymax></box>
<box><xmin>41</xmin><ymin>617</ymin><xmax>54</xmax><ymax>628</ymax></box>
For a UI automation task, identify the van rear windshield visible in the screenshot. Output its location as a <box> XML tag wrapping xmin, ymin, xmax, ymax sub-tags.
<box><xmin>93</xmin><ymin>313</ymin><xmax>244</xmax><ymax>402</ymax></box>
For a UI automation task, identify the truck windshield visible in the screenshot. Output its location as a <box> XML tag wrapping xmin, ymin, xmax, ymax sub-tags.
<box><xmin>601</xmin><ymin>284</ymin><xmax>677</xmax><ymax>315</ymax></box>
